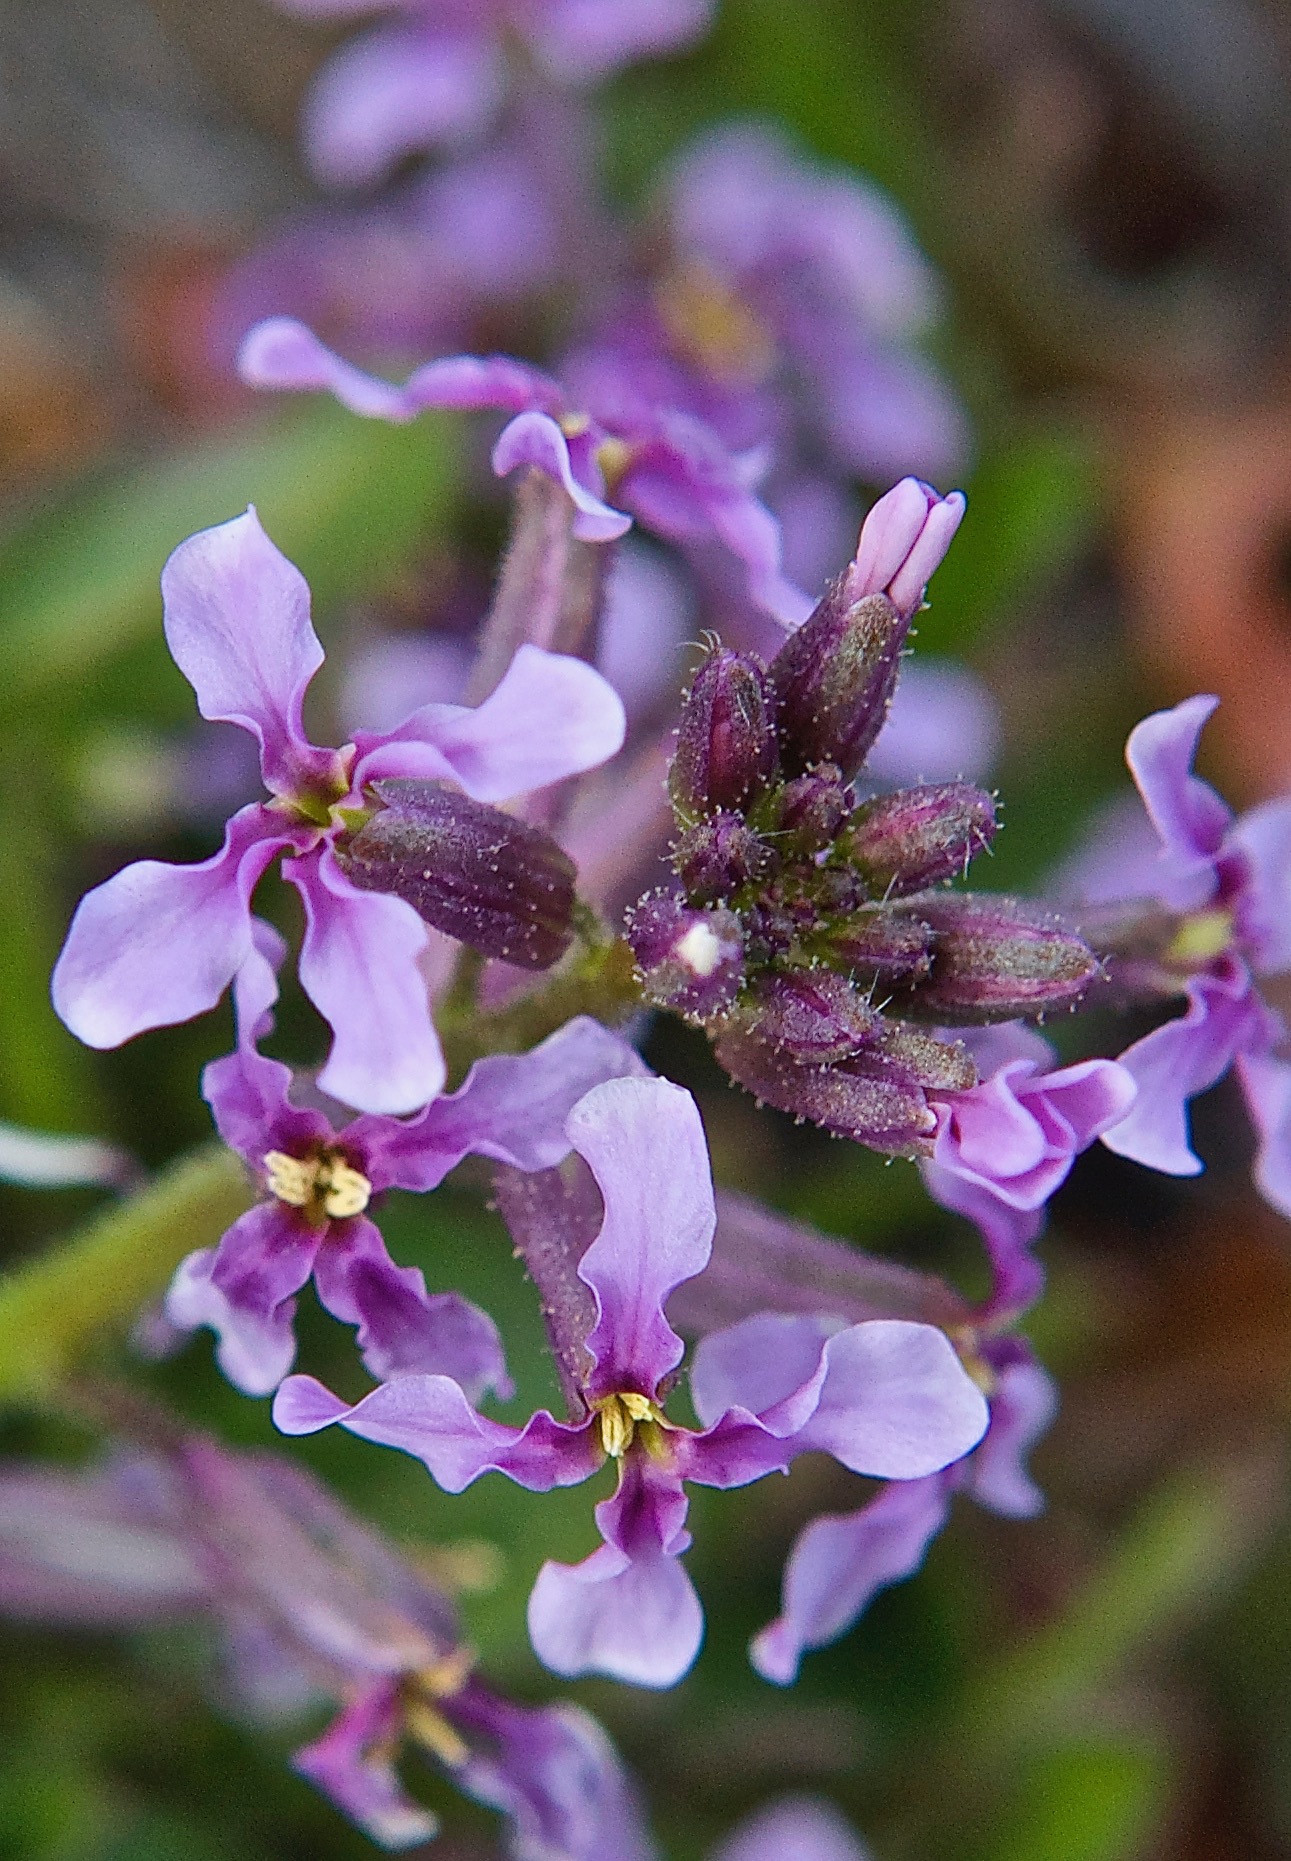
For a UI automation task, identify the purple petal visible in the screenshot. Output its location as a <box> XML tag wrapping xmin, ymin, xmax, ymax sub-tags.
<box><xmin>160</xmin><ymin>510</ymin><xmax>337</xmax><ymax>799</ymax></box>
<box><xmin>570</xmin><ymin>1077</ymin><xmax>716</xmax><ymax>1398</ymax></box>
<box><xmin>690</xmin><ymin>1313</ymin><xmax>837</xmax><ymax>1428</ymax></box>
<box><xmin>312</xmin><ymin>1215</ymin><xmax>511</xmax><ymax>1400</ymax></box>
<box><xmin>272</xmin><ymin>1374</ymin><xmax>597</xmax><ymax>1494</ymax></box>
<box><xmin>845</xmin><ymin>479</ymin><xmax>964</xmax><ymax>620</ymax></box>
<box><xmin>164</xmin><ymin>1205</ymin><xmax>321</xmax><ymax>1396</ymax></box>
<box><xmin>967</xmin><ymin>1358</ymin><xmax>1057</xmax><ymax>1518</ymax></box>
<box><xmin>750</xmin><ymin>1477</ymin><xmax>952</xmax><ymax>1684</ymax></box>
<box><xmin>360</xmin><ymin>1016</ymin><xmax>646</xmax><ymax>1193</ymax></box>
<box><xmin>232</xmin><ymin>918</ymin><xmax>289</xmax><ymax>1045</ymax></box>
<box><xmin>288</xmin><ymin>848</ymin><xmax>445</xmax><ymax>1115</ymax></box>
<box><xmin>239</xmin><ymin>318</ymin><xmax>559</xmax><ymax>422</ymax></box>
<box><xmin>492</xmin><ymin>413</ymin><xmax>633</xmax><ymax>542</ymax></box>
<box><xmin>794</xmin><ymin>1322</ymin><xmax>989</xmax><ymax>1478</ymax></box>
<box><xmin>52</xmin><ymin>804</ymin><xmax>288</xmax><ymax>1049</ymax></box>
<box><xmin>527</xmin><ymin>1542</ymin><xmax>703</xmax><ymax>1688</ymax></box>
<box><xmin>711</xmin><ymin>1798</ymin><xmax>870</xmax><ymax>1861</ymax></box>
<box><xmin>534</xmin><ymin>0</ymin><xmax>717</xmax><ymax>80</ymax></box>
<box><xmin>1102</xmin><ymin>963</ymin><xmax>1259</xmax><ymax>1174</ymax></box>
<box><xmin>356</xmin><ymin>642</ymin><xmax>626</xmax><ymax>800</ymax></box>
<box><xmin>1230</xmin><ymin>794</ymin><xmax>1291</xmax><ymax>974</ymax></box>
<box><xmin>1124</xmin><ymin>696</ymin><xmax>1231</xmax><ymax>907</ymax></box>
<box><xmin>1235</xmin><ymin>1039</ymin><xmax>1291</xmax><ymax>1218</ymax></box>
<box><xmin>303</xmin><ymin>25</ymin><xmax>503</xmax><ymax>188</ymax></box>
<box><xmin>919</xmin><ymin>1164</ymin><xmax>1046</xmax><ymax>1320</ymax></box>
<box><xmin>293</xmin><ymin>1683</ymin><xmax>438</xmax><ymax>1850</ymax></box>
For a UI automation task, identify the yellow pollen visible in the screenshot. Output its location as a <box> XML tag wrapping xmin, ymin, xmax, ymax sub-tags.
<box><xmin>594</xmin><ymin>436</ymin><xmax>634</xmax><ymax>494</ymax></box>
<box><xmin>655</xmin><ymin>263</ymin><xmax>776</xmax><ymax>383</ymax></box>
<box><xmin>263</xmin><ymin>1148</ymin><xmax>372</xmax><ymax>1220</ymax></box>
<box><xmin>402</xmin><ymin>1644</ymin><xmax>475</xmax><ymax>1768</ymax></box>
<box><xmin>1165</xmin><ymin>907</ymin><xmax>1235</xmax><ymax>967</ymax></box>
<box><xmin>594</xmin><ymin>1391</ymin><xmax>665</xmax><ymax>1459</ymax></box>
<box><xmin>559</xmin><ymin>411</ymin><xmax>592</xmax><ymax>438</ymax></box>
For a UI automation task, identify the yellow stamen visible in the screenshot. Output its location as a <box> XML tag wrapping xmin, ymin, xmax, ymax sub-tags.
<box><xmin>594</xmin><ymin>1391</ymin><xmax>666</xmax><ymax>1459</ymax></box>
<box><xmin>655</xmin><ymin>263</ymin><xmax>776</xmax><ymax>383</ymax></box>
<box><xmin>263</xmin><ymin>1148</ymin><xmax>372</xmax><ymax>1220</ymax></box>
<box><xmin>559</xmin><ymin>411</ymin><xmax>592</xmax><ymax>438</ymax></box>
<box><xmin>404</xmin><ymin>1700</ymin><xmax>470</xmax><ymax>1769</ymax></box>
<box><xmin>263</xmin><ymin>1151</ymin><xmax>315</xmax><ymax>1208</ymax></box>
<box><xmin>1165</xmin><ymin>907</ymin><xmax>1234</xmax><ymax>967</ymax></box>
<box><xmin>594</xmin><ymin>436</ymin><xmax>634</xmax><ymax>494</ymax></box>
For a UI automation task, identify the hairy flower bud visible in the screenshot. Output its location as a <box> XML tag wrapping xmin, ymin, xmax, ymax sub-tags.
<box><xmin>866</xmin><ymin>1023</ymin><xmax>977</xmax><ymax>1092</ymax></box>
<box><xmin>341</xmin><ymin>779</ymin><xmax>577</xmax><ymax>969</ymax></box>
<box><xmin>626</xmin><ymin>890</ymin><xmax>744</xmax><ymax>1019</ymax></box>
<box><xmin>714</xmin><ymin>1028</ymin><xmax>936</xmax><ymax>1156</ymax></box>
<box><xmin>812</xmin><ymin>903</ymin><xmax>935</xmax><ymax>983</ymax></box>
<box><xmin>768</xmin><ymin>765</ymin><xmax>851</xmax><ymax>855</ymax></box>
<box><xmin>843</xmin><ymin>782</ymin><xmax>997</xmax><ymax>896</ymax></box>
<box><xmin>908</xmin><ymin>895</ymin><xmax>1099</xmax><ymax>1021</ymax></box>
<box><xmin>669</xmin><ymin>647</ymin><xmax>778</xmax><ymax>820</ymax></box>
<box><xmin>672</xmin><ymin>811</ymin><xmax>773</xmax><ymax>901</ymax></box>
<box><xmin>737</xmin><ymin>968</ymin><xmax>882</xmax><ymax>1064</ymax></box>
<box><xmin>767</xmin><ymin>589</ymin><xmax>908</xmax><ymax>782</ymax></box>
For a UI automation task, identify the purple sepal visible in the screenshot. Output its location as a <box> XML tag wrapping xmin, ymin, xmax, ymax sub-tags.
<box><xmin>293</xmin><ymin>1682</ymin><xmax>438</xmax><ymax>1851</ymax></box>
<box><xmin>627</xmin><ymin>891</ymin><xmax>745</xmax><ymax>1019</ymax></box>
<box><xmin>669</xmin><ymin>646</ymin><xmax>779</xmax><ymax>818</ymax></box>
<box><xmin>843</xmin><ymin>782</ymin><xmax>996</xmax><ymax>896</ymax></box>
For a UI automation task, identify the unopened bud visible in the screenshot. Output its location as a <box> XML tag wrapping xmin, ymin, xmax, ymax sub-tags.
<box><xmin>767</xmin><ymin>589</ymin><xmax>908</xmax><ymax>782</ymax></box>
<box><xmin>669</xmin><ymin>647</ymin><xmax>778</xmax><ymax>821</ymax></box>
<box><xmin>843</xmin><ymin>782</ymin><xmax>997</xmax><ymax>896</ymax></box>
<box><xmin>844</xmin><ymin>479</ymin><xmax>966</xmax><ymax>621</ymax></box>
<box><xmin>909</xmin><ymin>895</ymin><xmax>1099</xmax><ymax>1021</ymax></box>
<box><xmin>737</xmin><ymin>968</ymin><xmax>882</xmax><ymax>1064</ymax></box>
<box><xmin>714</xmin><ymin>1028</ymin><xmax>936</xmax><ymax>1156</ymax></box>
<box><xmin>626</xmin><ymin>890</ymin><xmax>744</xmax><ymax>1020</ymax></box>
<box><xmin>812</xmin><ymin>903</ymin><xmax>935</xmax><ymax>983</ymax></box>
<box><xmin>342</xmin><ymin>780</ymin><xmax>577</xmax><ymax>969</ymax></box>
<box><xmin>769</xmin><ymin>765</ymin><xmax>851</xmax><ymax>855</ymax></box>
<box><xmin>672</xmin><ymin>811</ymin><xmax>773</xmax><ymax>901</ymax></box>
<box><xmin>865</xmin><ymin>1023</ymin><xmax>977</xmax><ymax>1092</ymax></box>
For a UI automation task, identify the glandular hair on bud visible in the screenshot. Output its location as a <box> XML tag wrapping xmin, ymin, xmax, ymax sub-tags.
<box><xmin>811</xmin><ymin>903</ymin><xmax>935</xmax><ymax>983</ymax></box>
<box><xmin>714</xmin><ymin>1027</ymin><xmax>936</xmax><ymax>1156</ymax></box>
<box><xmin>341</xmin><ymin>779</ymin><xmax>577</xmax><ymax>970</ymax></box>
<box><xmin>671</xmin><ymin>810</ymin><xmax>773</xmax><ymax>902</ymax></box>
<box><xmin>843</xmin><ymin>782</ymin><xmax>997</xmax><ymax>896</ymax></box>
<box><xmin>737</xmin><ymin>967</ymin><xmax>882</xmax><ymax>1064</ymax></box>
<box><xmin>906</xmin><ymin>894</ymin><xmax>1099</xmax><ymax>1022</ymax></box>
<box><xmin>626</xmin><ymin>890</ymin><xmax>744</xmax><ymax>1021</ymax></box>
<box><xmin>669</xmin><ymin>647</ymin><xmax>779</xmax><ymax>821</ymax></box>
<box><xmin>768</xmin><ymin>765</ymin><xmax>851</xmax><ymax>856</ymax></box>
<box><xmin>767</xmin><ymin>588</ymin><xmax>909</xmax><ymax>782</ymax></box>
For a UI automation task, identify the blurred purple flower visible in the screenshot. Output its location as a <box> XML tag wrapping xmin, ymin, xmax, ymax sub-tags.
<box><xmin>274</xmin><ymin>1076</ymin><xmax>989</xmax><ymax>1687</ymax></box>
<box><xmin>50</xmin><ymin>510</ymin><xmax>624</xmax><ymax>1116</ymax></box>
<box><xmin>166</xmin><ymin>922</ymin><xmax>644</xmax><ymax>1396</ymax></box>
<box><xmin>710</xmin><ymin>1796</ymin><xmax>870</xmax><ymax>1861</ymax></box>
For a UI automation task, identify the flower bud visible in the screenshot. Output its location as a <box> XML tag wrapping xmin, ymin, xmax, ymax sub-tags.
<box><xmin>736</xmin><ymin>968</ymin><xmax>882</xmax><ymax>1064</ymax></box>
<box><xmin>714</xmin><ymin>1028</ymin><xmax>936</xmax><ymax>1156</ymax></box>
<box><xmin>626</xmin><ymin>890</ymin><xmax>744</xmax><ymax>1020</ymax></box>
<box><xmin>843</xmin><ymin>479</ymin><xmax>966</xmax><ymax>621</ymax></box>
<box><xmin>768</xmin><ymin>765</ymin><xmax>851</xmax><ymax>855</ymax></box>
<box><xmin>908</xmin><ymin>895</ymin><xmax>1099</xmax><ymax>1021</ymax></box>
<box><xmin>671</xmin><ymin>811</ymin><xmax>773</xmax><ymax>901</ymax></box>
<box><xmin>811</xmin><ymin>903</ymin><xmax>935</xmax><ymax>983</ymax></box>
<box><xmin>669</xmin><ymin>647</ymin><xmax>778</xmax><ymax>821</ymax></box>
<box><xmin>843</xmin><ymin>782</ymin><xmax>997</xmax><ymax>896</ymax></box>
<box><xmin>865</xmin><ymin>1023</ymin><xmax>977</xmax><ymax>1092</ymax></box>
<box><xmin>341</xmin><ymin>779</ymin><xmax>577</xmax><ymax>970</ymax></box>
<box><xmin>767</xmin><ymin>589</ymin><xmax>908</xmax><ymax>782</ymax></box>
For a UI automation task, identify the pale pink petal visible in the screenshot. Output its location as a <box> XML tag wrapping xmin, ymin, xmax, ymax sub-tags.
<box><xmin>492</xmin><ymin>413</ymin><xmax>633</xmax><ymax>542</ymax></box>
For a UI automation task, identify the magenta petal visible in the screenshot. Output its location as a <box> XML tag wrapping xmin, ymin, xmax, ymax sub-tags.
<box><xmin>967</xmin><ymin>1360</ymin><xmax>1057</xmax><ymax>1518</ymax></box>
<box><xmin>527</xmin><ymin>1544</ymin><xmax>703</xmax><ymax>1688</ymax></box>
<box><xmin>794</xmin><ymin>1321</ymin><xmax>988</xmax><ymax>1478</ymax></box>
<box><xmin>164</xmin><ymin>1206</ymin><xmax>320</xmax><ymax>1395</ymax></box>
<box><xmin>160</xmin><ymin>511</ymin><xmax>335</xmax><ymax>799</ymax></box>
<box><xmin>292</xmin><ymin>1683</ymin><xmax>437</xmax><ymax>1850</ymax></box>
<box><xmin>1124</xmin><ymin>696</ymin><xmax>1231</xmax><ymax>905</ymax></box>
<box><xmin>272</xmin><ymin>1374</ymin><xmax>596</xmax><ymax>1494</ymax></box>
<box><xmin>303</xmin><ymin>25</ymin><xmax>503</xmax><ymax>188</ymax></box>
<box><xmin>288</xmin><ymin>848</ymin><xmax>445</xmax><ymax>1116</ymax></box>
<box><xmin>711</xmin><ymin>1797</ymin><xmax>870</xmax><ymax>1861</ymax></box>
<box><xmin>312</xmin><ymin>1215</ymin><xmax>511</xmax><ymax>1400</ymax></box>
<box><xmin>52</xmin><ymin>804</ymin><xmax>287</xmax><ymax>1049</ymax></box>
<box><xmin>492</xmin><ymin>413</ymin><xmax>633</xmax><ymax>542</ymax></box>
<box><xmin>358</xmin><ymin>642</ymin><xmax>626</xmax><ymax>800</ymax></box>
<box><xmin>750</xmin><ymin>1477</ymin><xmax>952</xmax><ymax>1684</ymax></box>
<box><xmin>571</xmin><ymin>1077</ymin><xmax>716</xmax><ymax>1398</ymax></box>
<box><xmin>1102</xmin><ymin>968</ymin><xmax>1256</xmax><ymax>1175</ymax></box>
<box><xmin>1236</xmin><ymin>1041</ymin><xmax>1291</xmax><ymax>1219</ymax></box>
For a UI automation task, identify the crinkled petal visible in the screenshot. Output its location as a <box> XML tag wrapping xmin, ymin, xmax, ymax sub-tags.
<box><xmin>303</xmin><ymin>25</ymin><xmax>503</xmax><ymax>188</ymax></box>
<box><xmin>164</xmin><ymin>1206</ymin><xmax>321</xmax><ymax>1396</ymax></box>
<box><xmin>292</xmin><ymin>1684</ymin><xmax>437</xmax><ymax>1851</ymax></box>
<box><xmin>535</xmin><ymin>0</ymin><xmax>717</xmax><ymax>80</ymax></box>
<box><xmin>1230</xmin><ymin>793</ymin><xmax>1291</xmax><ymax>974</ymax></box>
<box><xmin>690</xmin><ymin>1313</ymin><xmax>837</xmax><ymax>1429</ymax></box>
<box><xmin>160</xmin><ymin>511</ymin><xmax>336</xmax><ymax>797</ymax></box>
<box><xmin>357</xmin><ymin>1016</ymin><xmax>646</xmax><ymax>1192</ymax></box>
<box><xmin>527</xmin><ymin>1542</ymin><xmax>703</xmax><ymax>1688</ymax></box>
<box><xmin>239</xmin><ymin>317</ymin><xmax>559</xmax><ymax>421</ymax></box>
<box><xmin>1102</xmin><ymin>967</ymin><xmax>1258</xmax><ymax>1174</ymax></box>
<box><xmin>312</xmin><ymin>1215</ymin><xmax>511</xmax><ymax>1400</ymax></box>
<box><xmin>1124</xmin><ymin>696</ymin><xmax>1231</xmax><ymax>905</ymax></box>
<box><xmin>272</xmin><ymin>1374</ymin><xmax>596</xmax><ymax>1494</ymax></box>
<box><xmin>571</xmin><ymin>1077</ymin><xmax>716</xmax><ymax>1398</ymax></box>
<box><xmin>492</xmin><ymin>412</ymin><xmax>633</xmax><ymax>542</ymax></box>
<box><xmin>287</xmin><ymin>847</ymin><xmax>444</xmax><ymax>1116</ymax></box>
<box><xmin>355</xmin><ymin>642</ymin><xmax>626</xmax><ymax>799</ymax></box>
<box><xmin>794</xmin><ymin>1321</ymin><xmax>989</xmax><ymax>1478</ymax></box>
<box><xmin>711</xmin><ymin>1796</ymin><xmax>871</xmax><ymax>1861</ymax></box>
<box><xmin>967</xmin><ymin>1359</ymin><xmax>1057</xmax><ymax>1518</ymax></box>
<box><xmin>750</xmin><ymin>1477</ymin><xmax>952</xmax><ymax>1684</ymax></box>
<box><xmin>1236</xmin><ymin>1040</ymin><xmax>1291</xmax><ymax>1219</ymax></box>
<box><xmin>52</xmin><ymin>805</ymin><xmax>288</xmax><ymax>1049</ymax></box>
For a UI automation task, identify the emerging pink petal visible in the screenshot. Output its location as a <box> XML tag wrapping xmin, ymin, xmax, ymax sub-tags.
<box><xmin>492</xmin><ymin>412</ymin><xmax>633</xmax><ymax>542</ymax></box>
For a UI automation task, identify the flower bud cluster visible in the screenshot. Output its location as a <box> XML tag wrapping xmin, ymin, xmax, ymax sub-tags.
<box><xmin>628</xmin><ymin>586</ymin><xmax>1098</xmax><ymax>1155</ymax></box>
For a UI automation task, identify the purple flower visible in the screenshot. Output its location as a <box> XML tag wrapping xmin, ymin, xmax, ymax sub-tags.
<box><xmin>710</xmin><ymin>1796</ymin><xmax>870</xmax><ymax>1861</ymax></box>
<box><xmin>239</xmin><ymin>317</ymin><xmax>808</xmax><ymax>621</ymax></box>
<box><xmin>166</xmin><ymin>923</ymin><xmax>645</xmax><ymax>1396</ymax></box>
<box><xmin>50</xmin><ymin>509</ymin><xmax>625</xmax><ymax>1116</ymax></box>
<box><xmin>1079</xmin><ymin>697</ymin><xmax>1291</xmax><ymax>1214</ymax></box>
<box><xmin>274</xmin><ymin>1075</ymin><xmax>989</xmax><ymax>1687</ymax></box>
<box><xmin>0</xmin><ymin>1438</ymin><xmax>652</xmax><ymax>1857</ymax></box>
<box><xmin>273</xmin><ymin>0</ymin><xmax>717</xmax><ymax>188</ymax></box>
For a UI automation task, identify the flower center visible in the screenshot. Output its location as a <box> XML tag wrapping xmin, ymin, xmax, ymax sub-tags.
<box><xmin>593</xmin><ymin>1391</ymin><xmax>668</xmax><ymax>1459</ymax></box>
<box><xmin>402</xmin><ymin>1647</ymin><xmax>475</xmax><ymax>1769</ymax></box>
<box><xmin>655</xmin><ymin>262</ymin><xmax>776</xmax><ymax>383</ymax></box>
<box><xmin>263</xmin><ymin>1146</ymin><xmax>372</xmax><ymax>1222</ymax></box>
<box><xmin>1164</xmin><ymin>906</ymin><xmax>1235</xmax><ymax>969</ymax></box>
<box><xmin>268</xmin><ymin>746</ymin><xmax>359</xmax><ymax>829</ymax></box>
